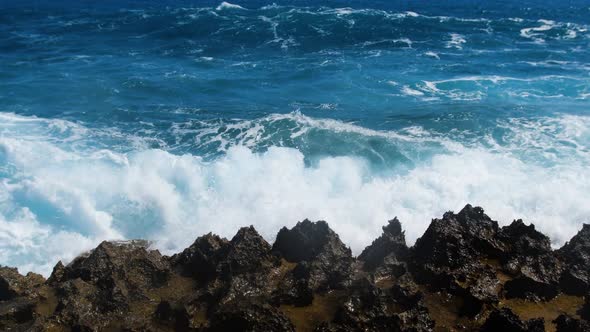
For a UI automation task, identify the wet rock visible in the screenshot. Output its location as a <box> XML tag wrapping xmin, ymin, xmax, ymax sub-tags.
<box><xmin>173</xmin><ymin>226</ymin><xmax>277</xmax><ymax>293</ymax></box>
<box><xmin>317</xmin><ymin>278</ymin><xmax>433</xmax><ymax>332</ymax></box>
<box><xmin>461</xmin><ymin>267</ymin><xmax>501</xmax><ymax>316</ymax></box>
<box><xmin>215</xmin><ymin>227</ymin><xmax>280</xmax><ymax>304</ymax></box>
<box><xmin>554</xmin><ymin>314</ymin><xmax>590</xmax><ymax>332</ymax></box>
<box><xmin>502</xmin><ymin>253</ymin><xmax>561</xmax><ymax>301</ymax></box>
<box><xmin>499</xmin><ymin>219</ymin><xmax>552</xmax><ymax>256</ymax></box>
<box><xmin>500</xmin><ymin>220</ymin><xmax>562</xmax><ymax>301</ymax></box>
<box><xmin>481</xmin><ymin>308</ymin><xmax>544</xmax><ymax>332</ymax></box>
<box><xmin>208</xmin><ymin>302</ymin><xmax>295</xmax><ymax>332</ymax></box>
<box><xmin>410</xmin><ymin>205</ymin><xmax>504</xmax><ymax>315</ymax></box>
<box><xmin>558</xmin><ymin>224</ymin><xmax>590</xmax><ymax>295</ymax></box>
<box><xmin>50</xmin><ymin>240</ymin><xmax>172</xmax><ymax>330</ymax></box>
<box><xmin>222</xmin><ymin>226</ymin><xmax>277</xmax><ymax>276</ymax></box>
<box><xmin>172</xmin><ymin>233</ymin><xmax>230</xmax><ymax>283</ymax></box>
<box><xmin>358</xmin><ymin>218</ymin><xmax>409</xmax><ymax>277</ymax></box>
<box><xmin>64</xmin><ymin>240</ymin><xmax>170</xmax><ymax>288</ymax></box>
<box><xmin>411</xmin><ymin>205</ymin><xmax>504</xmax><ymax>290</ymax></box>
<box><xmin>273</xmin><ymin>220</ymin><xmax>354</xmax><ymax>292</ymax></box>
<box><xmin>413</xmin><ymin>205</ymin><xmax>504</xmax><ymax>269</ymax></box>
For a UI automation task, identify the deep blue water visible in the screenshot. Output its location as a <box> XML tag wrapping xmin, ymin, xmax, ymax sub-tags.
<box><xmin>1</xmin><ymin>1</ymin><xmax>589</xmax><ymax>275</ymax></box>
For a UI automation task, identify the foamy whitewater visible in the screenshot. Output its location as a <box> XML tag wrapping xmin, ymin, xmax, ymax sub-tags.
<box><xmin>1</xmin><ymin>0</ymin><xmax>590</xmax><ymax>276</ymax></box>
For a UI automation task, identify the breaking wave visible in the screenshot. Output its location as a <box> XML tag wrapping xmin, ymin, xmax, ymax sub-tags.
<box><xmin>1</xmin><ymin>112</ymin><xmax>589</xmax><ymax>276</ymax></box>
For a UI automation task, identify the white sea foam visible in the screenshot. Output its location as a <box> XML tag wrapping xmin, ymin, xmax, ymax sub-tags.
<box><xmin>215</xmin><ymin>2</ymin><xmax>245</xmax><ymax>11</ymax></box>
<box><xmin>401</xmin><ymin>85</ymin><xmax>425</xmax><ymax>96</ymax></box>
<box><xmin>446</xmin><ymin>33</ymin><xmax>466</xmax><ymax>49</ymax></box>
<box><xmin>1</xmin><ymin>112</ymin><xmax>589</xmax><ymax>277</ymax></box>
<box><xmin>415</xmin><ymin>75</ymin><xmax>586</xmax><ymax>101</ymax></box>
<box><xmin>424</xmin><ymin>51</ymin><xmax>440</xmax><ymax>59</ymax></box>
<box><xmin>520</xmin><ymin>19</ymin><xmax>556</xmax><ymax>43</ymax></box>
<box><xmin>361</xmin><ymin>38</ymin><xmax>412</xmax><ymax>48</ymax></box>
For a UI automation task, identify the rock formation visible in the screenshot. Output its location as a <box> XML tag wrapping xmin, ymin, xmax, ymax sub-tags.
<box><xmin>1</xmin><ymin>205</ymin><xmax>588</xmax><ymax>331</ymax></box>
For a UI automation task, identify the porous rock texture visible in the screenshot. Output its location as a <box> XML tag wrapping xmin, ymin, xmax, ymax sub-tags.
<box><xmin>1</xmin><ymin>205</ymin><xmax>589</xmax><ymax>331</ymax></box>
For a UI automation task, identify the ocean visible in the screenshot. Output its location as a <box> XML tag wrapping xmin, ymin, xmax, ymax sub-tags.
<box><xmin>1</xmin><ymin>0</ymin><xmax>589</xmax><ymax>275</ymax></box>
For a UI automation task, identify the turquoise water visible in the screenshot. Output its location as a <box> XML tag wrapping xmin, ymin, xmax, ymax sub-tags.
<box><xmin>1</xmin><ymin>1</ymin><xmax>589</xmax><ymax>275</ymax></box>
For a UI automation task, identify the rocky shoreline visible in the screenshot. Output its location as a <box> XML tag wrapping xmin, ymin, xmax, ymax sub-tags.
<box><xmin>1</xmin><ymin>205</ymin><xmax>589</xmax><ymax>331</ymax></box>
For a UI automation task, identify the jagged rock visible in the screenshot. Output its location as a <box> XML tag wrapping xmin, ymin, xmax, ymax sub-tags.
<box><xmin>358</xmin><ymin>218</ymin><xmax>408</xmax><ymax>277</ymax></box>
<box><xmin>215</xmin><ymin>227</ymin><xmax>280</xmax><ymax>305</ymax></box>
<box><xmin>413</xmin><ymin>205</ymin><xmax>504</xmax><ymax>269</ymax></box>
<box><xmin>481</xmin><ymin>308</ymin><xmax>544</xmax><ymax>332</ymax></box>
<box><xmin>320</xmin><ymin>278</ymin><xmax>434</xmax><ymax>332</ymax></box>
<box><xmin>49</xmin><ymin>240</ymin><xmax>172</xmax><ymax>330</ymax></box>
<box><xmin>208</xmin><ymin>302</ymin><xmax>295</xmax><ymax>332</ymax></box>
<box><xmin>0</xmin><ymin>267</ymin><xmax>45</xmax><ymax>331</ymax></box>
<box><xmin>500</xmin><ymin>220</ymin><xmax>562</xmax><ymax>301</ymax></box>
<box><xmin>554</xmin><ymin>314</ymin><xmax>590</xmax><ymax>332</ymax></box>
<box><xmin>63</xmin><ymin>240</ymin><xmax>170</xmax><ymax>288</ymax></box>
<box><xmin>0</xmin><ymin>267</ymin><xmax>45</xmax><ymax>301</ymax></box>
<box><xmin>172</xmin><ymin>233</ymin><xmax>230</xmax><ymax>283</ymax></box>
<box><xmin>502</xmin><ymin>252</ymin><xmax>562</xmax><ymax>301</ymax></box>
<box><xmin>272</xmin><ymin>274</ymin><xmax>313</xmax><ymax>306</ymax></box>
<box><xmin>0</xmin><ymin>206</ymin><xmax>588</xmax><ymax>331</ymax></box>
<box><xmin>559</xmin><ymin>224</ymin><xmax>590</xmax><ymax>295</ymax></box>
<box><xmin>273</xmin><ymin>220</ymin><xmax>354</xmax><ymax>292</ymax></box>
<box><xmin>499</xmin><ymin>219</ymin><xmax>552</xmax><ymax>256</ymax></box>
<box><xmin>173</xmin><ymin>226</ymin><xmax>277</xmax><ymax>288</ymax></box>
<box><xmin>460</xmin><ymin>267</ymin><xmax>501</xmax><ymax>316</ymax></box>
<box><xmin>410</xmin><ymin>205</ymin><xmax>505</xmax><ymax>316</ymax></box>
<box><xmin>47</xmin><ymin>261</ymin><xmax>65</xmax><ymax>285</ymax></box>
<box><xmin>273</xmin><ymin>220</ymin><xmax>349</xmax><ymax>263</ymax></box>
<box><xmin>411</xmin><ymin>205</ymin><xmax>504</xmax><ymax>290</ymax></box>
<box><xmin>222</xmin><ymin>226</ymin><xmax>277</xmax><ymax>276</ymax></box>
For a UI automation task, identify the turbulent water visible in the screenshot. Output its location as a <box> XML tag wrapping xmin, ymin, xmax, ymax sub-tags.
<box><xmin>1</xmin><ymin>0</ymin><xmax>590</xmax><ymax>275</ymax></box>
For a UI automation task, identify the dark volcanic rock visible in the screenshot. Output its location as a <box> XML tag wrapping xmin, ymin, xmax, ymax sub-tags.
<box><xmin>581</xmin><ymin>293</ymin><xmax>590</xmax><ymax>321</ymax></box>
<box><xmin>413</xmin><ymin>205</ymin><xmax>504</xmax><ymax>269</ymax></box>
<box><xmin>62</xmin><ymin>240</ymin><xmax>170</xmax><ymax>288</ymax></box>
<box><xmin>558</xmin><ymin>224</ymin><xmax>590</xmax><ymax>295</ymax></box>
<box><xmin>554</xmin><ymin>314</ymin><xmax>590</xmax><ymax>332</ymax></box>
<box><xmin>273</xmin><ymin>220</ymin><xmax>349</xmax><ymax>263</ymax></box>
<box><xmin>410</xmin><ymin>205</ymin><xmax>505</xmax><ymax>316</ymax></box>
<box><xmin>223</xmin><ymin>226</ymin><xmax>277</xmax><ymax>276</ymax></box>
<box><xmin>215</xmin><ymin>226</ymin><xmax>280</xmax><ymax>305</ymax></box>
<box><xmin>273</xmin><ymin>220</ymin><xmax>354</xmax><ymax>292</ymax></box>
<box><xmin>0</xmin><ymin>205</ymin><xmax>588</xmax><ymax>331</ymax></box>
<box><xmin>208</xmin><ymin>302</ymin><xmax>295</xmax><ymax>332</ymax></box>
<box><xmin>50</xmin><ymin>240</ymin><xmax>172</xmax><ymax>330</ymax></box>
<box><xmin>172</xmin><ymin>233</ymin><xmax>230</xmax><ymax>283</ymax></box>
<box><xmin>319</xmin><ymin>278</ymin><xmax>434</xmax><ymax>332</ymax></box>
<box><xmin>499</xmin><ymin>219</ymin><xmax>552</xmax><ymax>256</ymax></box>
<box><xmin>154</xmin><ymin>300</ymin><xmax>191</xmax><ymax>331</ymax></box>
<box><xmin>358</xmin><ymin>218</ymin><xmax>409</xmax><ymax>275</ymax></box>
<box><xmin>481</xmin><ymin>308</ymin><xmax>545</xmax><ymax>332</ymax></box>
<box><xmin>500</xmin><ymin>220</ymin><xmax>562</xmax><ymax>301</ymax></box>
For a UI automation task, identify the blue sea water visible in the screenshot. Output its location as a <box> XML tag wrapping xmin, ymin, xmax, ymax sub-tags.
<box><xmin>1</xmin><ymin>0</ymin><xmax>589</xmax><ymax>275</ymax></box>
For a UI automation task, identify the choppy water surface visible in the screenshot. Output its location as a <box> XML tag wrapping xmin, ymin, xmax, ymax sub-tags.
<box><xmin>1</xmin><ymin>0</ymin><xmax>589</xmax><ymax>275</ymax></box>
